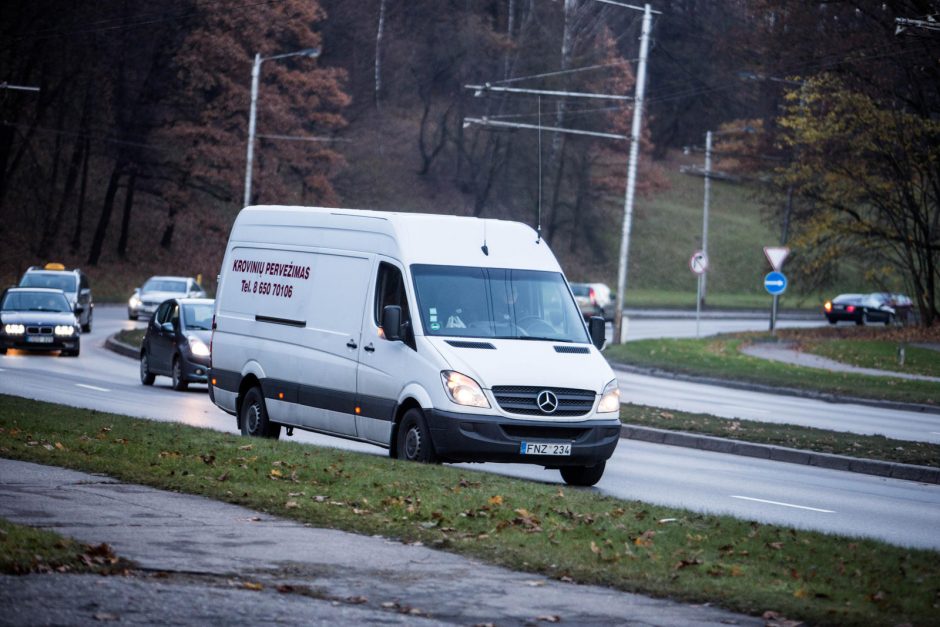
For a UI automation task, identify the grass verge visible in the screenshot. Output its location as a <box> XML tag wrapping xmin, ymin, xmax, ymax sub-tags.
<box><xmin>801</xmin><ymin>340</ymin><xmax>940</xmax><ymax>378</ymax></box>
<box><xmin>115</xmin><ymin>328</ymin><xmax>145</xmax><ymax>350</ymax></box>
<box><xmin>606</xmin><ymin>336</ymin><xmax>939</xmax><ymax>406</ymax></box>
<box><xmin>1</xmin><ymin>395</ymin><xmax>937</xmax><ymax>625</ymax></box>
<box><xmin>620</xmin><ymin>404</ymin><xmax>940</xmax><ymax>468</ymax></box>
<box><xmin>0</xmin><ymin>517</ymin><xmax>131</xmax><ymax>575</ymax></box>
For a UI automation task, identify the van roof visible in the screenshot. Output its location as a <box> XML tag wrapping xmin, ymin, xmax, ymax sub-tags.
<box><xmin>233</xmin><ymin>206</ymin><xmax>563</xmax><ymax>272</ymax></box>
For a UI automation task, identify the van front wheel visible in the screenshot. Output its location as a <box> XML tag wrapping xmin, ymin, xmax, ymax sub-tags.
<box><xmin>397</xmin><ymin>409</ymin><xmax>437</xmax><ymax>463</ymax></box>
<box><xmin>560</xmin><ymin>461</ymin><xmax>606</xmax><ymax>487</ymax></box>
<box><xmin>240</xmin><ymin>387</ymin><xmax>280</xmax><ymax>439</ymax></box>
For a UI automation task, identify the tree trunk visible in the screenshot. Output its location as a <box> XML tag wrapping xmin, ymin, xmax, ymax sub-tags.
<box><xmin>87</xmin><ymin>164</ymin><xmax>123</xmax><ymax>266</ymax></box>
<box><xmin>116</xmin><ymin>169</ymin><xmax>137</xmax><ymax>259</ymax></box>
<box><xmin>374</xmin><ymin>0</ymin><xmax>387</xmax><ymax>109</ymax></box>
<box><xmin>38</xmin><ymin>127</ymin><xmax>85</xmax><ymax>258</ymax></box>
<box><xmin>70</xmin><ymin>138</ymin><xmax>90</xmax><ymax>254</ymax></box>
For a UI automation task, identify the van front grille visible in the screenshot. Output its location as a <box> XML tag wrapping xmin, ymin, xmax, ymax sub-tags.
<box><xmin>491</xmin><ymin>386</ymin><xmax>595</xmax><ymax>417</ymax></box>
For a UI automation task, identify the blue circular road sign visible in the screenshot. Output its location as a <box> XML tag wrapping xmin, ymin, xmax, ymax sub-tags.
<box><xmin>764</xmin><ymin>271</ymin><xmax>787</xmax><ymax>295</ymax></box>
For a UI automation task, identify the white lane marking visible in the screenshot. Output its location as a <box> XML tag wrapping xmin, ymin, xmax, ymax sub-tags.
<box><xmin>730</xmin><ymin>495</ymin><xmax>835</xmax><ymax>513</ymax></box>
<box><xmin>75</xmin><ymin>383</ymin><xmax>110</xmax><ymax>393</ymax></box>
<box><xmin>931</xmin><ymin>432</ymin><xmax>940</xmax><ymax>436</ymax></box>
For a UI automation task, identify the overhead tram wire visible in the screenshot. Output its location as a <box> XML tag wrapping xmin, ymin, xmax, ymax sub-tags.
<box><xmin>7</xmin><ymin>0</ymin><xmax>292</xmax><ymax>44</ymax></box>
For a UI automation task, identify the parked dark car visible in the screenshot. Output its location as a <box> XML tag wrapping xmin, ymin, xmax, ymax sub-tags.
<box><xmin>19</xmin><ymin>263</ymin><xmax>93</xmax><ymax>332</ymax></box>
<box><xmin>823</xmin><ymin>293</ymin><xmax>895</xmax><ymax>325</ymax></box>
<box><xmin>879</xmin><ymin>293</ymin><xmax>916</xmax><ymax>325</ymax></box>
<box><xmin>139</xmin><ymin>298</ymin><xmax>213</xmax><ymax>390</ymax></box>
<box><xmin>0</xmin><ymin>288</ymin><xmax>81</xmax><ymax>356</ymax></box>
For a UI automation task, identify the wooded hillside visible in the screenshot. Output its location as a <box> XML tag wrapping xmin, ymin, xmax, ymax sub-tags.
<box><xmin>2</xmin><ymin>1</ymin><xmax>937</xmax><ymax>319</ymax></box>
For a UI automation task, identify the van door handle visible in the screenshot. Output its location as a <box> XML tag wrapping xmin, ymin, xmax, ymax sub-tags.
<box><xmin>363</xmin><ymin>343</ymin><xmax>375</xmax><ymax>353</ymax></box>
<box><xmin>346</xmin><ymin>340</ymin><xmax>358</xmax><ymax>349</ymax></box>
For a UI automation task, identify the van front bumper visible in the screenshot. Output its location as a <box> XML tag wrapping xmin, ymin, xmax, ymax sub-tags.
<box><xmin>425</xmin><ymin>409</ymin><xmax>621</xmax><ymax>466</ymax></box>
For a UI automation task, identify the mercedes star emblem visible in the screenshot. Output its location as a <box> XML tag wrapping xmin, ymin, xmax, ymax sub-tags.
<box><xmin>536</xmin><ymin>390</ymin><xmax>559</xmax><ymax>414</ymax></box>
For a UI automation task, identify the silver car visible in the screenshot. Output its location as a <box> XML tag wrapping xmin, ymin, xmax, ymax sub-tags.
<box><xmin>128</xmin><ymin>276</ymin><xmax>206</xmax><ymax>320</ymax></box>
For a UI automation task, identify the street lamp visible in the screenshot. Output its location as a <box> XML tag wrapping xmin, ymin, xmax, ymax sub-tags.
<box><xmin>698</xmin><ymin>125</ymin><xmax>755</xmax><ymax>309</ymax></box>
<box><xmin>243</xmin><ymin>47</ymin><xmax>321</xmax><ymax>208</ymax></box>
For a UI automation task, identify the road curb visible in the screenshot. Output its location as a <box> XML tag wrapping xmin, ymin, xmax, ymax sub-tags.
<box><xmin>104</xmin><ymin>334</ymin><xmax>138</xmax><ymax>359</ymax></box>
<box><xmin>620</xmin><ymin>424</ymin><xmax>940</xmax><ymax>485</ymax></box>
<box><xmin>610</xmin><ymin>361</ymin><xmax>940</xmax><ymax>415</ymax></box>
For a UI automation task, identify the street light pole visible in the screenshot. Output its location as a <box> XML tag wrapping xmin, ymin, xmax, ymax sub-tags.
<box><xmin>700</xmin><ymin>129</ymin><xmax>712</xmax><ymax>308</ymax></box>
<box><xmin>243</xmin><ymin>53</ymin><xmax>262</xmax><ymax>208</ymax></box>
<box><xmin>243</xmin><ymin>47</ymin><xmax>321</xmax><ymax>208</ymax></box>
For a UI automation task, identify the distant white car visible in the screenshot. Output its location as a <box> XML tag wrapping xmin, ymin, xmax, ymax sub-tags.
<box><xmin>128</xmin><ymin>276</ymin><xmax>206</xmax><ymax>320</ymax></box>
<box><xmin>570</xmin><ymin>282</ymin><xmax>613</xmax><ymax>320</ymax></box>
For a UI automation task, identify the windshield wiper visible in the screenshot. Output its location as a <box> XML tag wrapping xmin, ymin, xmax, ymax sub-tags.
<box><xmin>512</xmin><ymin>336</ymin><xmax>573</xmax><ymax>343</ymax></box>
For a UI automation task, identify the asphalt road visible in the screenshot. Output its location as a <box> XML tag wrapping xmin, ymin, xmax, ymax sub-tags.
<box><xmin>1</xmin><ymin>305</ymin><xmax>938</xmax><ymax>550</ymax></box>
<box><xmin>617</xmin><ymin>369</ymin><xmax>940</xmax><ymax>444</ymax></box>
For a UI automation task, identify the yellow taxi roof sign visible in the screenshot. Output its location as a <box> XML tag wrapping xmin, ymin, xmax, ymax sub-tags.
<box><xmin>44</xmin><ymin>262</ymin><xmax>66</xmax><ymax>270</ymax></box>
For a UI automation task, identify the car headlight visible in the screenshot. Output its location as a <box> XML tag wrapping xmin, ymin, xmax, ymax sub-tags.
<box><xmin>597</xmin><ymin>379</ymin><xmax>620</xmax><ymax>413</ymax></box>
<box><xmin>4</xmin><ymin>324</ymin><xmax>25</xmax><ymax>335</ymax></box>
<box><xmin>188</xmin><ymin>336</ymin><xmax>210</xmax><ymax>356</ymax></box>
<box><xmin>54</xmin><ymin>325</ymin><xmax>75</xmax><ymax>336</ymax></box>
<box><xmin>441</xmin><ymin>370</ymin><xmax>490</xmax><ymax>408</ymax></box>
<box><xmin>129</xmin><ymin>295</ymin><xmax>141</xmax><ymax>307</ymax></box>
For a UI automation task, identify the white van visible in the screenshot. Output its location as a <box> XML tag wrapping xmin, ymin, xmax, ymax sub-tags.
<box><xmin>209</xmin><ymin>206</ymin><xmax>621</xmax><ymax>486</ymax></box>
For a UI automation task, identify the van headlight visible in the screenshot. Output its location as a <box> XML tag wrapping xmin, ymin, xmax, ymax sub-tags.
<box><xmin>441</xmin><ymin>371</ymin><xmax>490</xmax><ymax>408</ymax></box>
<box><xmin>597</xmin><ymin>379</ymin><xmax>620</xmax><ymax>413</ymax></box>
<box><xmin>188</xmin><ymin>336</ymin><xmax>210</xmax><ymax>357</ymax></box>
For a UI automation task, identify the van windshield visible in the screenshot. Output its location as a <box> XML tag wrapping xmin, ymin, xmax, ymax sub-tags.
<box><xmin>411</xmin><ymin>265</ymin><xmax>589</xmax><ymax>343</ymax></box>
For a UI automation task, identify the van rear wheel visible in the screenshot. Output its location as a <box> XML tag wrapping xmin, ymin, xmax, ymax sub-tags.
<box><xmin>560</xmin><ymin>461</ymin><xmax>606</xmax><ymax>487</ymax></box>
<box><xmin>397</xmin><ymin>409</ymin><xmax>437</xmax><ymax>463</ymax></box>
<box><xmin>240</xmin><ymin>387</ymin><xmax>280</xmax><ymax>439</ymax></box>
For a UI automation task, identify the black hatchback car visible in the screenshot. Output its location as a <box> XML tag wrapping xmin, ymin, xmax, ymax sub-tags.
<box><xmin>0</xmin><ymin>288</ymin><xmax>81</xmax><ymax>356</ymax></box>
<box><xmin>139</xmin><ymin>298</ymin><xmax>214</xmax><ymax>390</ymax></box>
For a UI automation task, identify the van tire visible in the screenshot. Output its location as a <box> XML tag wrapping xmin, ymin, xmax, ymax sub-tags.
<box><xmin>240</xmin><ymin>386</ymin><xmax>280</xmax><ymax>439</ymax></box>
<box><xmin>397</xmin><ymin>409</ymin><xmax>437</xmax><ymax>463</ymax></box>
<box><xmin>560</xmin><ymin>461</ymin><xmax>606</xmax><ymax>487</ymax></box>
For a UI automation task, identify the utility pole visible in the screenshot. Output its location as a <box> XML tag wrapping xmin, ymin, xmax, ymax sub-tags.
<box><xmin>700</xmin><ymin>130</ymin><xmax>712</xmax><ymax>309</ymax></box>
<box><xmin>612</xmin><ymin>3</ymin><xmax>653</xmax><ymax>345</ymax></box>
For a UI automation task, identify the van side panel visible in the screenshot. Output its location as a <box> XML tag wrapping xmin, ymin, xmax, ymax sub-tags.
<box><xmin>213</xmin><ymin>244</ymin><xmax>372</xmax><ymax>437</ymax></box>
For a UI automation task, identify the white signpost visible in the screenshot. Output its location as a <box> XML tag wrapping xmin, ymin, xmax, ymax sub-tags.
<box><xmin>763</xmin><ymin>246</ymin><xmax>790</xmax><ymax>332</ymax></box>
<box><xmin>690</xmin><ymin>250</ymin><xmax>708</xmax><ymax>337</ymax></box>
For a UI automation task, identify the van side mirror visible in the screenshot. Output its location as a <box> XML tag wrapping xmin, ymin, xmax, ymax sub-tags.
<box><xmin>161</xmin><ymin>322</ymin><xmax>175</xmax><ymax>333</ymax></box>
<box><xmin>74</xmin><ymin>305</ymin><xmax>84</xmax><ymax>315</ymax></box>
<box><xmin>382</xmin><ymin>305</ymin><xmax>402</xmax><ymax>342</ymax></box>
<box><xmin>589</xmin><ymin>316</ymin><xmax>606</xmax><ymax>350</ymax></box>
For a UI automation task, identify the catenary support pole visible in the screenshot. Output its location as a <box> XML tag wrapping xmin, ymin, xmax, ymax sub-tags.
<box><xmin>613</xmin><ymin>3</ymin><xmax>652</xmax><ymax>344</ymax></box>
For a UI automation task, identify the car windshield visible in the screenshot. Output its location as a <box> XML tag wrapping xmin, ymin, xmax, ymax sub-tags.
<box><xmin>182</xmin><ymin>303</ymin><xmax>213</xmax><ymax>330</ymax></box>
<box><xmin>411</xmin><ymin>264</ymin><xmax>589</xmax><ymax>343</ymax></box>
<box><xmin>2</xmin><ymin>291</ymin><xmax>71</xmax><ymax>312</ymax></box>
<box><xmin>143</xmin><ymin>279</ymin><xmax>188</xmax><ymax>293</ymax></box>
<box><xmin>19</xmin><ymin>273</ymin><xmax>77</xmax><ymax>293</ymax></box>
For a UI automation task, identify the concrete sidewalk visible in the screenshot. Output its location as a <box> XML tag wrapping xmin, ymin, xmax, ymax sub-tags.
<box><xmin>0</xmin><ymin>458</ymin><xmax>760</xmax><ymax>626</ymax></box>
